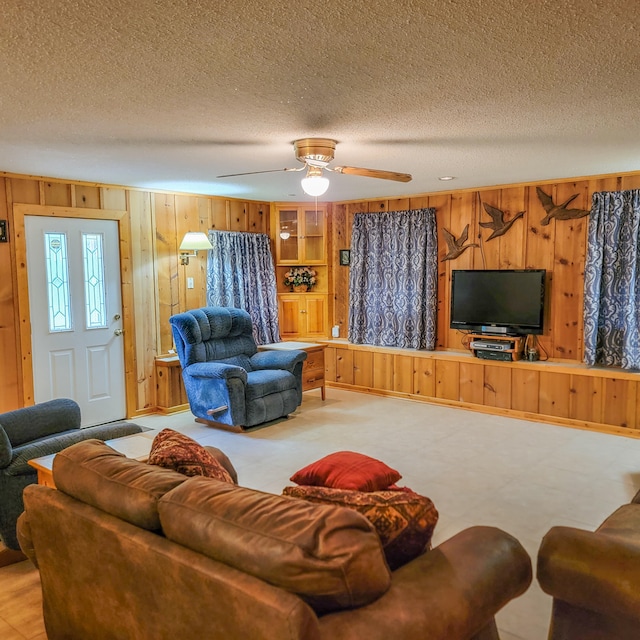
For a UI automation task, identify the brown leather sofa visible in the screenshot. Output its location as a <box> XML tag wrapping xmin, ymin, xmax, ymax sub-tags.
<box><xmin>19</xmin><ymin>439</ymin><xmax>532</xmax><ymax>640</ymax></box>
<box><xmin>537</xmin><ymin>488</ymin><xmax>640</xmax><ymax>640</ymax></box>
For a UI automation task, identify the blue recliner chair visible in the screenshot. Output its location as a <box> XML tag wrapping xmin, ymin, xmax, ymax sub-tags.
<box><xmin>0</xmin><ymin>398</ymin><xmax>143</xmax><ymax>552</ymax></box>
<box><xmin>169</xmin><ymin>307</ymin><xmax>307</xmax><ymax>430</ymax></box>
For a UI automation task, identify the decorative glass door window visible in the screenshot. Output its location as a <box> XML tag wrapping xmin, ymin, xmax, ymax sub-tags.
<box><xmin>45</xmin><ymin>232</ymin><xmax>72</xmax><ymax>332</ymax></box>
<box><xmin>82</xmin><ymin>232</ymin><xmax>107</xmax><ymax>329</ymax></box>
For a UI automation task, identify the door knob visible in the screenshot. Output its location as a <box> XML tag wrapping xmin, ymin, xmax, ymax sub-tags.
<box><xmin>114</xmin><ymin>329</ymin><xmax>124</xmax><ymax>336</ymax></box>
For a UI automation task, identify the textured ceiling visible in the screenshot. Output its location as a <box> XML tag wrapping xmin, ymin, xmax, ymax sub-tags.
<box><xmin>1</xmin><ymin>0</ymin><xmax>639</xmax><ymax>202</ymax></box>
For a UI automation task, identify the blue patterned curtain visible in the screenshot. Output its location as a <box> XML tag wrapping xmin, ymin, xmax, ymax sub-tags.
<box><xmin>348</xmin><ymin>208</ymin><xmax>438</xmax><ymax>350</ymax></box>
<box><xmin>206</xmin><ymin>231</ymin><xmax>280</xmax><ymax>345</ymax></box>
<box><xmin>584</xmin><ymin>190</ymin><xmax>640</xmax><ymax>369</ymax></box>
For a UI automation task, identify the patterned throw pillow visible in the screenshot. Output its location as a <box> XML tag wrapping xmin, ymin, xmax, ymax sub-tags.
<box><xmin>290</xmin><ymin>451</ymin><xmax>401</xmax><ymax>492</ymax></box>
<box><xmin>283</xmin><ymin>485</ymin><xmax>438</xmax><ymax>570</ymax></box>
<box><xmin>148</xmin><ymin>428</ymin><xmax>235</xmax><ymax>483</ymax></box>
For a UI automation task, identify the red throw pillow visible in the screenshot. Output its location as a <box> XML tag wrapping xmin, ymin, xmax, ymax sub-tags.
<box><xmin>283</xmin><ymin>485</ymin><xmax>438</xmax><ymax>570</ymax></box>
<box><xmin>290</xmin><ymin>451</ymin><xmax>401</xmax><ymax>492</ymax></box>
<box><xmin>148</xmin><ymin>428</ymin><xmax>235</xmax><ymax>484</ymax></box>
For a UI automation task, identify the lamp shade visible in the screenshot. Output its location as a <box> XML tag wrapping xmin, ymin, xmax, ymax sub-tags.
<box><xmin>179</xmin><ymin>232</ymin><xmax>213</xmax><ymax>251</ymax></box>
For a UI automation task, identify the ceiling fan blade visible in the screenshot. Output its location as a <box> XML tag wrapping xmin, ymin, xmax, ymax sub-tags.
<box><xmin>331</xmin><ymin>166</ymin><xmax>412</xmax><ymax>182</ymax></box>
<box><xmin>217</xmin><ymin>167</ymin><xmax>304</xmax><ymax>178</ymax></box>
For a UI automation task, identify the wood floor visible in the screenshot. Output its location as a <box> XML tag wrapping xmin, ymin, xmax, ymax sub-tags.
<box><xmin>0</xmin><ymin>557</ymin><xmax>46</xmax><ymax>639</ymax></box>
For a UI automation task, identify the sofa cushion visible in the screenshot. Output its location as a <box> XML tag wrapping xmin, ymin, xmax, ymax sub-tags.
<box><xmin>148</xmin><ymin>428</ymin><xmax>235</xmax><ymax>483</ymax></box>
<box><xmin>53</xmin><ymin>439</ymin><xmax>188</xmax><ymax>530</ymax></box>
<box><xmin>159</xmin><ymin>476</ymin><xmax>391</xmax><ymax>613</ymax></box>
<box><xmin>290</xmin><ymin>451</ymin><xmax>401</xmax><ymax>492</ymax></box>
<box><xmin>283</xmin><ymin>485</ymin><xmax>439</xmax><ymax>570</ymax></box>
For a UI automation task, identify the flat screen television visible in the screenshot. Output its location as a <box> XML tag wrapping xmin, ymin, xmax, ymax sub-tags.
<box><xmin>450</xmin><ymin>269</ymin><xmax>546</xmax><ymax>335</ymax></box>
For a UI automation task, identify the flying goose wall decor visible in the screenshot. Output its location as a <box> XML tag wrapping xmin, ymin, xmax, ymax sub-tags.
<box><xmin>441</xmin><ymin>224</ymin><xmax>478</xmax><ymax>261</ymax></box>
<box><xmin>536</xmin><ymin>187</ymin><xmax>590</xmax><ymax>225</ymax></box>
<box><xmin>480</xmin><ymin>203</ymin><xmax>526</xmax><ymax>241</ymax></box>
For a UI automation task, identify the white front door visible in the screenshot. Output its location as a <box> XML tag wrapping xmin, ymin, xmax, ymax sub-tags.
<box><xmin>25</xmin><ymin>216</ymin><xmax>126</xmax><ymax>426</ymax></box>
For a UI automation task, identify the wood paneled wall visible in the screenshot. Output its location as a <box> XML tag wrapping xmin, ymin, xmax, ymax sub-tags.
<box><xmin>330</xmin><ymin>173</ymin><xmax>640</xmax><ymax>362</ymax></box>
<box><xmin>3</xmin><ymin>168</ymin><xmax>640</xmax><ymax>421</ymax></box>
<box><xmin>0</xmin><ymin>173</ymin><xmax>269</xmax><ymax>415</ymax></box>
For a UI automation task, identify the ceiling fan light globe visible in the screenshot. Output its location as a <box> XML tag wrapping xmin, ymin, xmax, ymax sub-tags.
<box><xmin>301</xmin><ymin>175</ymin><xmax>329</xmax><ymax>197</ymax></box>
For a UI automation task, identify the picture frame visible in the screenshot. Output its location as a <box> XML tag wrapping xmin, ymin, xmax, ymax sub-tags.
<box><xmin>339</xmin><ymin>249</ymin><xmax>350</xmax><ymax>266</ymax></box>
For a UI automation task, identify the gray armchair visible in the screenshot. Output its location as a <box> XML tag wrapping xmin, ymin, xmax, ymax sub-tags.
<box><xmin>169</xmin><ymin>307</ymin><xmax>307</xmax><ymax>430</ymax></box>
<box><xmin>0</xmin><ymin>398</ymin><xmax>143</xmax><ymax>550</ymax></box>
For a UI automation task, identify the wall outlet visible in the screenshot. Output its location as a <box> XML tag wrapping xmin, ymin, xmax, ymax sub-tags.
<box><xmin>186</xmin><ymin>277</ymin><xmax>194</xmax><ymax>289</ymax></box>
<box><xmin>331</xmin><ymin>325</ymin><xmax>340</xmax><ymax>338</ymax></box>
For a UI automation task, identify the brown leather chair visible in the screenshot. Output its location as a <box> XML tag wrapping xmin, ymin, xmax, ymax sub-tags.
<box><xmin>537</xmin><ymin>488</ymin><xmax>640</xmax><ymax>640</ymax></box>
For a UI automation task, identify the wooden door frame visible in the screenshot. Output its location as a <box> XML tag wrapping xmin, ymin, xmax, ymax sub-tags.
<box><xmin>13</xmin><ymin>204</ymin><xmax>135</xmax><ymax>416</ymax></box>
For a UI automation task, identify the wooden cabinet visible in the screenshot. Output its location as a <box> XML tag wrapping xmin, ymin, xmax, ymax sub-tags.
<box><xmin>301</xmin><ymin>345</ymin><xmax>326</xmax><ymax>399</ymax></box>
<box><xmin>274</xmin><ymin>204</ymin><xmax>327</xmax><ymax>264</ymax></box>
<box><xmin>279</xmin><ymin>294</ymin><xmax>327</xmax><ymax>339</ymax></box>
<box><xmin>273</xmin><ymin>202</ymin><xmax>329</xmax><ymax>339</ymax></box>
<box><xmin>155</xmin><ymin>355</ymin><xmax>189</xmax><ymax>414</ymax></box>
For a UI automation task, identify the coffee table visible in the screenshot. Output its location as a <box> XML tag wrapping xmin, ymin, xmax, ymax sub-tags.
<box><xmin>28</xmin><ymin>431</ymin><xmax>158</xmax><ymax>489</ymax></box>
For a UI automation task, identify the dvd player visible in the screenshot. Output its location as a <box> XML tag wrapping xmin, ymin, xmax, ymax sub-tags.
<box><xmin>470</xmin><ymin>340</ymin><xmax>514</xmax><ymax>351</ymax></box>
<box><xmin>475</xmin><ymin>350</ymin><xmax>512</xmax><ymax>361</ymax></box>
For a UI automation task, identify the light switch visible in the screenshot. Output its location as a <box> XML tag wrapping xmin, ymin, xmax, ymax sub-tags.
<box><xmin>187</xmin><ymin>277</ymin><xmax>194</xmax><ymax>289</ymax></box>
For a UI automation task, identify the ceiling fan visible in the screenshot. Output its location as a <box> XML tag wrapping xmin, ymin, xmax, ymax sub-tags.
<box><xmin>217</xmin><ymin>138</ymin><xmax>412</xmax><ymax>196</ymax></box>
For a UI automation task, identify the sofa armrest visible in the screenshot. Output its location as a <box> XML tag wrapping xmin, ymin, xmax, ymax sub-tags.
<box><xmin>318</xmin><ymin>526</ymin><xmax>532</xmax><ymax>640</ymax></box>
<box><xmin>537</xmin><ymin>524</ymin><xmax>640</xmax><ymax>622</ymax></box>
<box><xmin>250</xmin><ymin>349</ymin><xmax>307</xmax><ymax>373</ymax></box>
<box><xmin>0</xmin><ymin>425</ymin><xmax>12</xmax><ymax>469</ymax></box>
<box><xmin>186</xmin><ymin>362</ymin><xmax>248</xmax><ymax>384</ymax></box>
<box><xmin>0</xmin><ymin>399</ymin><xmax>81</xmax><ymax>449</ymax></box>
<box><xmin>16</xmin><ymin>511</ymin><xmax>37</xmax><ymax>568</ymax></box>
<box><xmin>6</xmin><ymin>422</ymin><xmax>143</xmax><ymax>477</ymax></box>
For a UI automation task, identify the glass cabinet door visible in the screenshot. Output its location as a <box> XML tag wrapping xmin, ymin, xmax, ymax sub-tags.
<box><xmin>278</xmin><ymin>209</ymin><xmax>299</xmax><ymax>262</ymax></box>
<box><xmin>303</xmin><ymin>208</ymin><xmax>325</xmax><ymax>263</ymax></box>
<box><xmin>275</xmin><ymin>205</ymin><xmax>326</xmax><ymax>264</ymax></box>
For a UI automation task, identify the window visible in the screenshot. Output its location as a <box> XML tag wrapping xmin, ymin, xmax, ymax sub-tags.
<box><xmin>82</xmin><ymin>232</ymin><xmax>107</xmax><ymax>329</ymax></box>
<box><xmin>45</xmin><ymin>232</ymin><xmax>72</xmax><ymax>332</ymax></box>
